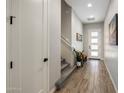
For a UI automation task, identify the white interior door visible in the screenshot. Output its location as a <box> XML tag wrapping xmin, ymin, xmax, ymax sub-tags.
<box><xmin>7</xmin><ymin>0</ymin><xmax>48</xmax><ymax>93</ymax></box>
<box><xmin>88</xmin><ymin>30</ymin><xmax>102</xmax><ymax>59</ymax></box>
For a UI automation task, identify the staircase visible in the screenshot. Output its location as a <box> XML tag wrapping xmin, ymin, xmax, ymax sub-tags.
<box><xmin>55</xmin><ymin>57</ymin><xmax>76</xmax><ymax>90</ymax></box>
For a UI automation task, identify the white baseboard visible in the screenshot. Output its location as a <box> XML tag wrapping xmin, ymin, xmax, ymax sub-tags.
<box><xmin>104</xmin><ymin>61</ymin><xmax>118</xmax><ymax>93</ymax></box>
<box><xmin>49</xmin><ymin>87</ymin><xmax>56</xmax><ymax>93</ymax></box>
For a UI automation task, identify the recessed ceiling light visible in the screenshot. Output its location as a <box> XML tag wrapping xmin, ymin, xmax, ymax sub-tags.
<box><xmin>89</xmin><ymin>15</ymin><xmax>94</xmax><ymax>18</ymax></box>
<box><xmin>88</xmin><ymin>3</ymin><xmax>92</xmax><ymax>7</ymax></box>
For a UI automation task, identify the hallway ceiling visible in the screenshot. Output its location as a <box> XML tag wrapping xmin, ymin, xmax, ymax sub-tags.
<box><xmin>65</xmin><ymin>0</ymin><xmax>110</xmax><ymax>24</ymax></box>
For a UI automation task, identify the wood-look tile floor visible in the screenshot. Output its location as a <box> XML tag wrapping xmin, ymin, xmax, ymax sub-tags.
<box><xmin>55</xmin><ymin>60</ymin><xmax>116</xmax><ymax>93</ymax></box>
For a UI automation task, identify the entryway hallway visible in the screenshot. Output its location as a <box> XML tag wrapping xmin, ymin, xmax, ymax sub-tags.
<box><xmin>6</xmin><ymin>0</ymin><xmax>118</xmax><ymax>92</ymax></box>
<box><xmin>55</xmin><ymin>60</ymin><xmax>116</xmax><ymax>93</ymax></box>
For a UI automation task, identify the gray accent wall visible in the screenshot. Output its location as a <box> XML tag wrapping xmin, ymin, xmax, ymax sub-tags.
<box><xmin>61</xmin><ymin>0</ymin><xmax>72</xmax><ymax>43</ymax></box>
<box><xmin>104</xmin><ymin>0</ymin><xmax>118</xmax><ymax>89</ymax></box>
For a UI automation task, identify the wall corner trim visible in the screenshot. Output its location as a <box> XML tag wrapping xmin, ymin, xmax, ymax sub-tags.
<box><xmin>104</xmin><ymin>61</ymin><xmax>118</xmax><ymax>93</ymax></box>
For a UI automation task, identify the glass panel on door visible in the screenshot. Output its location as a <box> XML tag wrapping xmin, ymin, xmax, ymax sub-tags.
<box><xmin>91</xmin><ymin>51</ymin><xmax>98</xmax><ymax>57</ymax></box>
<box><xmin>91</xmin><ymin>38</ymin><xmax>98</xmax><ymax>44</ymax></box>
<box><xmin>91</xmin><ymin>45</ymin><xmax>98</xmax><ymax>50</ymax></box>
<box><xmin>91</xmin><ymin>32</ymin><xmax>98</xmax><ymax>37</ymax></box>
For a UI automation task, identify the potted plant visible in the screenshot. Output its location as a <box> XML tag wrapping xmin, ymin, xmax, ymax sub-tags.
<box><xmin>76</xmin><ymin>52</ymin><xmax>83</xmax><ymax>67</ymax></box>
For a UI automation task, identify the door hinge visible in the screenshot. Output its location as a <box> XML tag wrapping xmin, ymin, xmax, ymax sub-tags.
<box><xmin>10</xmin><ymin>61</ymin><xmax>13</xmax><ymax>69</ymax></box>
<box><xmin>10</xmin><ymin>16</ymin><xmax>16</xmax><ymax>24</ymax></box>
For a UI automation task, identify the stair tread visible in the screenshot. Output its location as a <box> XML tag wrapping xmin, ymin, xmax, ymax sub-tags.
<box><xmin>61</xmin><ymin>66</ymin><xmax>76</xmax><ymax>78</ymax></box>
<box><xmin>61</xmin><ymin>63</ymin><xmax>70</xmax><ymax>70</ymax></box>
<box><xmin>55</xmin><ymin>65</ymin><xmax>76</xmax><ymax>89</ymax></box>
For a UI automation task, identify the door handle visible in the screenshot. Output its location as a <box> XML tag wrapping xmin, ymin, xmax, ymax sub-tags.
<box><xmin>43</xmin><ymin>58</ymin><xmax>48</xmax><ymax>62</ymax></box>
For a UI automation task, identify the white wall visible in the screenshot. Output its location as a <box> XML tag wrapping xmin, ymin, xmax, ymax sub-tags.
<box><xmin>48</xmin><ymin>0</ymin><xmax>61</xmax><ymax>91</ymax></box>
<box><xmin>104</xmin><ymin>0</ymin><xmax>118</xmax><ymax>90</ymax></box>
<box><xmin>83</xmin><ymin>22</ymin><xmax>104</xmax><ymax>59</ymax></box>
<box><xmin>72</xmin><ymin>11</ymin><xmax>83</xmax><ymax>51</ymax></box>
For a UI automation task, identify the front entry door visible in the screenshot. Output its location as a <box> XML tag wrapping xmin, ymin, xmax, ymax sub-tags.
<box><xmin>7</xmin><ymin>0</ymin><xmax>48</xmax><ymax>93</ymax></box>
<box><xmin>88</xmin><ymin>30</ymin><xmax>101</xmax><ymax>59</ymax></box>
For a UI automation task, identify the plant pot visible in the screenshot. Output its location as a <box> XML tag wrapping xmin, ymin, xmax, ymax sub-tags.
<box><xmin>76</xmin><ymin>61</ymin><xmax>81</xmax><ymax>67</ymax></box>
